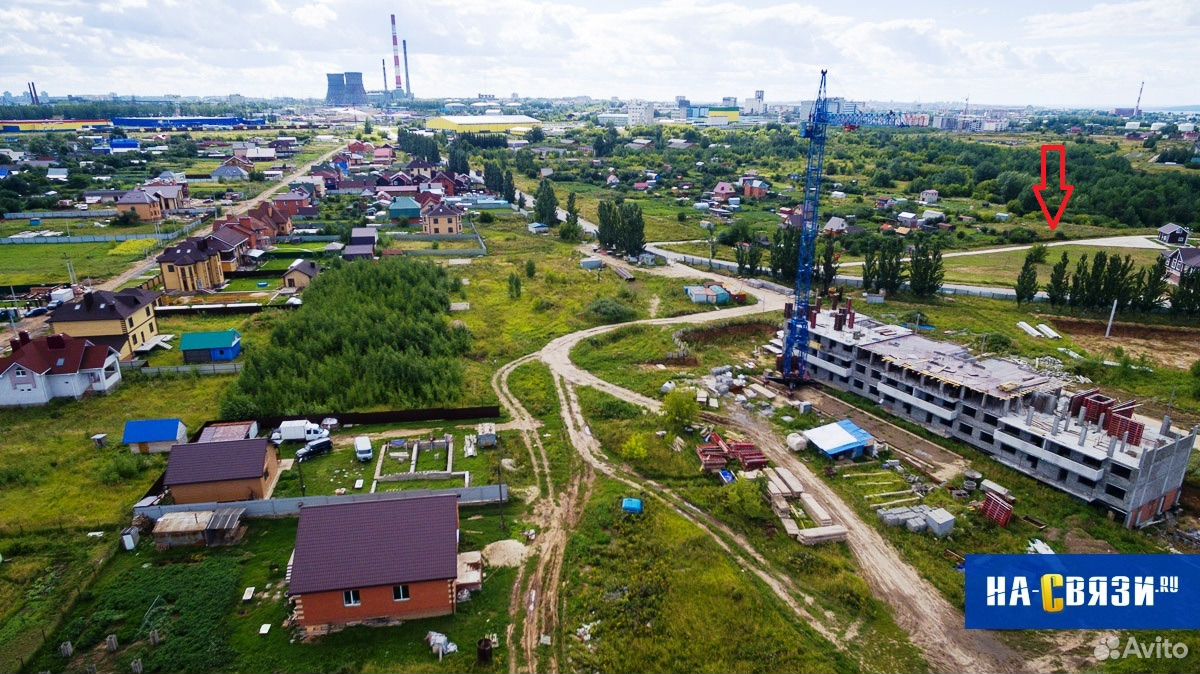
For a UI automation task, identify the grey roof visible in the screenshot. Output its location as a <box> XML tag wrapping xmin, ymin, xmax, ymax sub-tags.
<box><xmin>289</xmin><ymin>495</ymin><xmax>459</xmax><ymax>594</ymax></box>
<box><xmin>164</xmin><ymin>439</ymin><xmax>270</xmax><ymax>486</ymax></box>
<box><xmin>1159</xmin><ymin>223</ymin><xmax>1187</xmax><ymax>234</ymax></box>
<box><xmin>285</xmin><ymin>260</ymin><xmax>320</xmax><ymax>278</ymax></box>
<box><xmin>51</xmin><ymin>289</ymin><xmax>159</xmax><ymax>323</ymax></box>
<box><xmin>1169</xmin><ymin>247</ymin><xmax>1200</xmax><ymax>268</ymax></box>
<box><xmin>207</xmin><ymin>227</ymin><xmax>248</xmax><ymax>250</ymax></box>
<box><xmin>157</xmin><ymin>237</ymin><xmax>217</xmax><ymax>265</ymax></box>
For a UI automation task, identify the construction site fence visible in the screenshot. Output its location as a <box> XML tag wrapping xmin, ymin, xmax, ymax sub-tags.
<box><xmin>155</xmin><ymin>302</ymin><xmax>296</xmax><ymax>316</ymax></box>
<box><xmin>133</xmin><ymin>484</ymin><xmax>508</xmax><ymax>520</ymax></box>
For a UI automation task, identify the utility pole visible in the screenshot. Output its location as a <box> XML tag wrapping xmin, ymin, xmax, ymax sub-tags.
<box><xmin>1105</xmin><ymin>299</ymin><xmax>1118</xmax><ymax>338</ymax></box>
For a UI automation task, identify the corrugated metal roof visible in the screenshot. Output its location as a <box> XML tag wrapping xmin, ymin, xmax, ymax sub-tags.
<box><xmin>164</xmin><ymin>439</ymin><xmax>269</xmax><ymax>486</ymax></box>
<box><xmin>289</xmin><ymin>495</ymin><xmax>458</xmax><ymax>595</ymax></box>
<box><xmin>180</xmin><ymin>330</ymin><xmax>241</xmax><ymax>351</ymax></box>
<box><xmin>122</xmin><ymin>419</ymin><xmax>185</xmax><ymax>444</ymax></box>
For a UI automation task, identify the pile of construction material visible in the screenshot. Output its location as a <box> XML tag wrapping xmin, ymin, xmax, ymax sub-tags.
<box><xmin>695</xmin><ymin>432</ymin><xmax>768</xmax><ymax>471</ymax></box>
<box><xmin>799</xmin><ymin>493</ymin><xmax>833</xmax><ymax>526</ymax></box>
<box><xmin>878</xmin><ymin>504</ymin><xmax>956</xmax><ymax>537</ymax></box>
<box><xmin>795</xmin><ymin>524</ymin><xmax>848</xmax><ymax>545</ymax></box>
<box><xmin>763</xmin><ymin>466</ymin><xmax>805</xmax><ymax>499</ymax></box>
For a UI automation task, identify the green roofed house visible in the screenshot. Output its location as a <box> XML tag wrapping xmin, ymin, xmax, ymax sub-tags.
<box><xmin>180</xmin><ymin>329</ymin><xmax>242</xmax><ymax>364</ymax></box>
<box><xmin>389</xmin><ymin>196</ymin><xmax>421</xmax><ymax>222</ymax></box>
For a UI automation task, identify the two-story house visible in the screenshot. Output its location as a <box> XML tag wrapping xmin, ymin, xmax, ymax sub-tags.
<box><xmin>157</xmin><ymin>238</ymin><xmax>225</xmax><ymax>293</ymax></box>
<box><xmin>49</xmin><ymin>289</ymin><xmax>162</xmax><ymax>359</ymax></box>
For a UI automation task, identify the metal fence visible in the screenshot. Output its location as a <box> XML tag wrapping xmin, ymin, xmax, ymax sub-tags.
<box><xmin>133</xmin><ymin>484</ymin><xmax>508</xmax><ymax>519</ymax></box>
<box><xmin>4</xmin><ymin>210</ymin><xmax>117</xmax><ymax>219</ymax></box>
<box><xmin>0</xmin><ymin>213</ymin><xmax>211</xmax><ymax>246</ymax></box>
<box><xmin>138</xmin><ymin>362</ymin><xmax>243</xmax><ymax>376</ymax></box>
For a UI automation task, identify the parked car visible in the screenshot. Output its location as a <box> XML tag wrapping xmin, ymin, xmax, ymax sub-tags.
<box><xmin>25</xmin><ymin>307</ymin><xmax>48</xmax><ymax>317</ymax></box>
<box><xmin>295</xmin><ymin>437</ymin><xmax>333</xmax><ymax>462</ymax></box>
<box><xmin>354</xmin><ymin>436</ymin><xmax>374</xmax><ymax>463</ymax></box>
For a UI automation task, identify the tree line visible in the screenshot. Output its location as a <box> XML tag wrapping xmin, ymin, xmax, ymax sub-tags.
<box><xmin>1016</xmin><ymin>246</ymin><xmax>1199</xmax><ymax>317</ymax></box>
<box><xmin>596</xmin><ymin>198</ymin><xmax>646</xmax><ymax>256</ymax></box>
<box><xmin>220</xmin><ymin>259</ymin><xmax>471</xmax><ymax>418</ymax></box>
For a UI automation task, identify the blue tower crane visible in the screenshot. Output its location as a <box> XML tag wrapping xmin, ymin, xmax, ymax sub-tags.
<box><xmin>779</xmin><ymin>70</ymin><xmax>908</xmax><ymax>383</ymax></box>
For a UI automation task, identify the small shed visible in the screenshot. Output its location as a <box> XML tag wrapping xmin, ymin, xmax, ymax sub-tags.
<box><xmin>151</xmin><ymin>507</ymin><xmax>247</xmax><ymax>549</ymax></box>
<box><xmin>197</xmin><ymin>420</ymin><xmax>259</xmax><ymax>443</ymax></box>
<box><xmin>282</xmin><ymin>259</ymin><xmax>319</xmax><ymax>290</ymax></box>
<box><xmin>527</xmin><ymin>222</ymin><xmax>550</xmax><ymax>235</ymax></box>
<box><xmin>621</xmin><ymin>498</ymin><xmax>644</xmax><ymax>515</ymax></box>
<box><xmin>123</xmin><ymin>418</ymin><xmax>188</xmax><ymax>454</ymax></box>
<box><xmin>580</xmin><ymin>256</ymin><xmax>604</xmax><ymax>270</ymax></box>
<box><xmin>803</xmin><ymin>420</ymin><xmax>874</xmax><ymax>460</ymax></box>
<box><xmin>180</xmin><ymin>329</ymin><xmax>242</xmax><ymax>364</ymax></box>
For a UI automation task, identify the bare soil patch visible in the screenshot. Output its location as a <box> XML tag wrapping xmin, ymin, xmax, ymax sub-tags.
<box><xmin>1048</xmin><ymin>316</ymin><xmax>1200</xmax><ymax>371</ymax></box>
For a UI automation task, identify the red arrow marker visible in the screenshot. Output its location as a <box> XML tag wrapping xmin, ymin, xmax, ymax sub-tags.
<box><xmin>1032</xmin><ymin>144</ymin><xmax>1075</xmax><ymax>231</ymax></box>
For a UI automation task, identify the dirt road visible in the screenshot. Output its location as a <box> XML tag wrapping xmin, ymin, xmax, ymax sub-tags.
<box><xmin>730</xmin><ymin>408</ymin><xmax>1024</xmax><ymax>673</ymax></box>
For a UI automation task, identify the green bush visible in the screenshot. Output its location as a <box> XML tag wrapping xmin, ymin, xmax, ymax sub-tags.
<box><xmin>477</xmin><ymin>211</ymin><xmax>495</xmax><ymax>223</ymax></box>
<box><xmin>586</xmin><ymin>298</ymin><xmax>636</xmax><ymax>324</ymax></box>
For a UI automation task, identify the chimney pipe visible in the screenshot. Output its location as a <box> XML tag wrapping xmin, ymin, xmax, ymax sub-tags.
<box><xmin>402</xmin><ymin>39</ymin><xmax>412</xmax><ymax>97</ymax></box>
<box><xmin>1160</xmin><ymin>415</ymin><xmax>1172</xmax><ymax>436</ymax></box>
<box><xmin>19</xmin><ymin>330</ymin><xmax>31</xmax><ymax>344</ymax></box>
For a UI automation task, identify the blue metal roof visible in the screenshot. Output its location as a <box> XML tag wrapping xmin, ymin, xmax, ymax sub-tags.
<box><xmin>829</xmin><ymin>419</ymin><xmax>873</xmax><ymax>456</ymax></box>
<box><xmin>123</xmin><ymin>418</ymin><xmax>185</xmax><ymax>444</ymax></box>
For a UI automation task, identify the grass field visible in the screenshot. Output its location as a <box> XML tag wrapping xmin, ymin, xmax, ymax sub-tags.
<box><xmin>514</xmin><ymin>177</ymin><xmax>708</xmax><ymax>242</ymax></box>
<box><xmin>0</xmin><ymin>242</ymin><xmax>148</xmax><ymax>285</ymax></box>
<box><xmin>222</xmin><ymin>277</ymin><xmax>283</xmax><ymax>292</ymax></box>
<box><xmin>0</xmin><ymin>532</ymin><xmax>113</xmax><ymax>673</ymax></box>
<box><xmin>23</xmin><ymin>513</ymin><xmax>521</xmax><ymax>674</ymax></box>
<box><xmin>573</xmin><ymin>319</ymin><xmax>778</xmax><ymax>399</ymax></box>
<box><xmin>0</xmin><ymin>375</ymin><xmax>235</xmax><ymax>532</ymax></box>
<box><xmin>145</xmin><ymin>312</ymin><xmax>279</xmax><ymax>367</ymax></box>
<box><xmin>505</xmin><ymin>360</ymin><xmax>580</xmax><ymax>491</ymax></box>
<box><xmin>937</xmin><ymin>243</ymin><xmax>1166</xmax><ymax>288</ymax></box>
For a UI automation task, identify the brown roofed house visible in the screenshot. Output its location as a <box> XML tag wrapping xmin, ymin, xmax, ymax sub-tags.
<box><xmin>288</xmin><ymin>495</ymin><xmax>461</xmax><ymax>636</ymax></box>
<box><xmin>49</xmin><ymin>289</ymin><xmax>162</xmax><ymax>359</ymax></box>
<box><xmin>157</xmin><ymin>237</ymin><xmax>225</xmax><ymax>293</ymax></box>
<box><xmin>164</xmin><ymin>438</ymin><xmax>280</xmax><ymax>504</ymax></box>
<box><xmin>421</xmin><ymin>202</ymin><xmax>463</xmax><ymax>235</ymax></box>
<box><xmin>283</xmin><ymin>259</ymin><xmax>320</xmax><ymax>290</ymax></box>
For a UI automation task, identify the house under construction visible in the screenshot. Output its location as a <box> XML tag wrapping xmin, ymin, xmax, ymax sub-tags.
<box><xmin>776</xmin><ymin>304</ymin><xmax>1197</xmax><ymax>528</ymax></box>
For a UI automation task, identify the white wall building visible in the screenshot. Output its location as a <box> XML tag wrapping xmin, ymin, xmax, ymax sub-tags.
<box><xmin>0</xmin><ymin>332</ymin><xmax>122</xmax><ymax>407</ymax></box>
<box><xmin>626</xmin><ymin>100</ymin><xmax>655</xmax><ymax>126</ymax></box>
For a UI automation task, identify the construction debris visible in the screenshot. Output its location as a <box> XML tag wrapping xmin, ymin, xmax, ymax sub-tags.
<box><xmin>878</xmin><ymin>504</ymin><xmax>956</xmax><ymax>537</ymax></box>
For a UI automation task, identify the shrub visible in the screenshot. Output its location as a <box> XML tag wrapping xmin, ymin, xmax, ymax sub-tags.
<box><xmin>478</xmin><ymin>211</ymin><xmax>495</xmax><ymax>223</ymax></box>
<box><xmin>587</xmin><ymin>298</ymin><xmax>636</xmax><ymax>324</ymax></box>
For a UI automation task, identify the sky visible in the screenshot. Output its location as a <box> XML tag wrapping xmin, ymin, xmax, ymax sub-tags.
<box><xmin>1</xmin><ymin>0</ymin><xmax>1196</xmax><ymax>107</ymax></box>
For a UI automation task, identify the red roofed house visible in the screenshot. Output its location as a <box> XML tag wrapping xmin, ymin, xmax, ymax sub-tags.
<box><xmin>272</xmin><ymin>189</ymin><xmax>312</xmax><ymax>217</ymax></box>
<box><xmin>712</xmin><ymin>181</ymin><xmax>737</xmax><ymax>202</ymax></box>
<box><xmin>288</xmin><ymin>495</ymin><xmax>461</xmax><ymax>636</ymax></box>
<box><xmin>164</xmin><ymin>438</ymin><xmax>280</xmax><ymax>504</ymax></box>
<box><xmin>248</xmin><ymin>201</ymin><xmax>294</xmax><ymax>238</ymax></box>
<box><xmin>372</xmin><ymin>146</ymin><xmax>395</xmax><ymax>163</ymax></box>
<box><xmin>424</xmin><ymin>171</ymin><xmax>457</xmax><ymax>197</ymax></box>
<box><xmin>0</xmin><ymin>332</ymin><xmax>122</xmax><ymax>406</ymax></box>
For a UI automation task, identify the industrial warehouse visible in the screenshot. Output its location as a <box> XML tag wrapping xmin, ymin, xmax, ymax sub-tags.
<box><xmin>780</xmin><ymin>304</ymin><xmax>1197</xmax><ymax>528</ymax></box>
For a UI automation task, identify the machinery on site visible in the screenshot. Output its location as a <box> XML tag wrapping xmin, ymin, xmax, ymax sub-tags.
<box><xmin>777</xmin><ymin>70</ymin><xmax>907</xmax><ymax>384</ymax></box>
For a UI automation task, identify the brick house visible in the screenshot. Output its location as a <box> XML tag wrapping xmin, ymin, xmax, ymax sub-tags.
<box><xmin>421</xmin><ymin>202</ymin><xmax>463</xmax><ymax>235</ymax></box>
<box><xmin>116</xmin><ymin>189</ymin><xmax>164</xmax><ymax>222</ymax></box>
<box><xmin>157</xmin><ymin>238</ymin><xmax>225</xmax><ymax>292</ymax></box>
<box><xmin>712</xmin><ymin>182</ymin><xmax>737</xmax><ymax>202</ymax></box>
<box><xmin>164</xmin><ymin>438</ymin><xmax>280</xmax><ymax>504</ymax></box>
<box><xmin>288</xmin><ymin>495</ymin><xmax>460</xmax><ymax>636</ymax></box>
<box><xmin>272</xmin><ymin>189</ymin><xmax>312</xmax><ymax>217</ymax></box>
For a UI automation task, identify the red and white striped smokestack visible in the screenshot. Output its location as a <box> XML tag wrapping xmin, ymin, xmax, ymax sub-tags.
<box><xmin>390</xmin><ymin>14</ymin><xmax>403</xmax><ymax>91</ymax></box>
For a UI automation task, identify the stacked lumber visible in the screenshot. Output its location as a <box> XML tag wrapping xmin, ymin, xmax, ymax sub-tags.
<box><xmin>780</xmin><ymin>517</ymin><xmax>801</xmax><ymax>538</ymax></box>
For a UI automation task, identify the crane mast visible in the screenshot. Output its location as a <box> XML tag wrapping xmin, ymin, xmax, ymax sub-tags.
<box><xmin>778</xmin><ymin>70</ymin><xmax>907</xmax><ymax>383</ymax></box>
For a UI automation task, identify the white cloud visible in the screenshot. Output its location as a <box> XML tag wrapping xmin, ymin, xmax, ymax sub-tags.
<box><xmin>0</xmin><ymin>0</ymin><xmax>1194</xmax><ymax>106</ymax></box>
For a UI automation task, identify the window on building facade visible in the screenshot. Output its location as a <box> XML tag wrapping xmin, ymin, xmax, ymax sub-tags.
<box><xmin>343</xmin><ymin>589</ymin><xmax>361</xmax><ymax>606</ymax></box>
<box><xmin>393</xmin><ymin>585</ymin><xmax>410</xmax><ymax>601</ymax></box>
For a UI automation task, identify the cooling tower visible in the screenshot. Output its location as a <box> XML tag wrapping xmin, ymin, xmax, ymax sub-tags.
<box><xmin>342</xmin><ymin>72</ymin><xmax>367</xmax><ymax>105</ymax></box>
<box><xmin>325</xmin><ymin>73</ymin><xmax>347</xmax><ymax>105</ymax></box>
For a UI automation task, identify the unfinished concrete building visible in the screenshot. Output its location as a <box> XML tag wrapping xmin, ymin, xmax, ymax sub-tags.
<box><xmin>779</xmin><ymin>304</ymin><xmax>1197</xmax><ymax>528</ymax></box>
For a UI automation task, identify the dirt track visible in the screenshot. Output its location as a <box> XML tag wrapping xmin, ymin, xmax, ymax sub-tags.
<box><xmin>1049</xmin><ymin>315</ymin><xmax>1200</xmax><ymax>371</ymax></box>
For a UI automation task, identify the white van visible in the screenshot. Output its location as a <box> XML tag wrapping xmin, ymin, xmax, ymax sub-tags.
<box><xmin>354</xmin><ymin>436</ymin><xmax>374</xmax><ymax>463</ymax></box>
